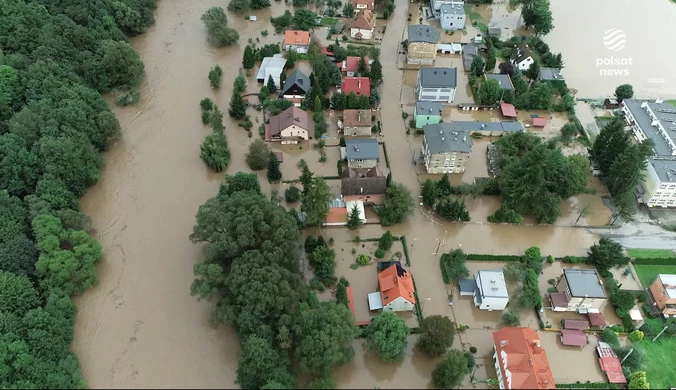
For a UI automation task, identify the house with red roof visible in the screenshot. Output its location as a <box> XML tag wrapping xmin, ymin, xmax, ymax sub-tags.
<box><xmin>350</xmin><ymin>10</ymin><xmax>376</xmax><ymax>40</ymax></box>
<box><xmin>342</xmin><ymin>77</ymin><xmax>371</xmax><ymax>97</ymax></box>
<box><xmin>368</xmin><ymin>264</ymin><xmax>416</xmax><ymax>312</ymax></box>
<box><xmin>342</xmin><ymin>56</ymin><xmax>370</xmax><ymax>77</ymax></box>
<box><xmin>283</xmin><ymin>30</ymin><xmax>311</xmax><ymax>53</ymax></box>
<box><xmin>492</xmin><ymin>327</ymin><xmax>556</xmax><ymax>389</ymax></box>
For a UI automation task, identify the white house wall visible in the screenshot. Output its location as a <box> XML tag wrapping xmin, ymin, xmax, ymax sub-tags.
<box><xmin>478</xmin><ymin>296</ymin><xmax>508</xmax><ymax>311</ymax></box>
<box><xmin>384</xmin><ymin>296</ymin><xmax>415</xmax><ymax>312</ymax></box>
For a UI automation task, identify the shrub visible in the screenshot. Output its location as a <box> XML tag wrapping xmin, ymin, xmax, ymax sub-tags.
<box><xmin>639</xmin><ymin>323</ymin><xmax>656</xmax><ymax>337</ymax></box>
<box><xmin>464</xmin><ymin>352</ymin><xmax>475</xmax><ymax>369</ymax></box>
<box><xmin>547</xmin><ymin>255</ymin><xmax>555</xmax><ymax>263</ymax></box>
<box><xmin>601</xmin><ymin>328</ymin><xmax>620</xmax><ymax>347</ymax></box>
<box><xmin>208</xmin><ymin>65</ymin><xmax>223</xmax><ymax>89</ymax></box>
<box><xmin>642</xmin><ymin>303</ymin><xmax>657</xmax><ymax>319</ymax></box>
<box><xmin>115</xmin><ymin>89</ymin><xmax>140</xmax><ymax>106</ymax></box>
<box><xmin>245</xmin><ymin>139</ymin><xmax>269</xmax><ymax>170</ymax></box>
<box><xmin>378</xmin><ymin>230</ymin><xmax>396</xmax><ymax>251</ymax></box>
<box><xmin>628</xmin><ymin>371</ymin><xmax>649</xmax><ymax>390</ymax></box>
<box><xmin>469</xmin><ymin>346</ymin><xmax>477</xmax><ymax>354</ymax></box>
<box><xmin>487</xmin><ymin>205</ymin><xmax>523</xmax><ymax>224</ymax></box>
<box><xmin>628</xmin><ymin>329</ymin><xmax>644</xmax><ymax>342</ymax></box>
<box><xmin>467</xmin><ymin>254</ymin><xmax>521</xmax><ymax>262</ymax></box>
<box><xmin>440</xmin><ymin>249</ymin><xmax>469</xmax><ymax>284</ymax></box>
<box><xmin>356</xmin><ymin>254</ymin><xmax>370</xmax><ymax>265</ymax></box>
<box><xmin>374</xmin><ymin>249</ymin><xmax>385</xmax><ymax>259</ymax></box>
<box><xmin>200</xmin><ymin>131</ymin><xmax>230</xmax><ymax>171</ymax></box>
<box><xmin>309</xmin><ymin>277</ymin><xmax>325</xmax><ymax>291</ymax></box>
<box><xmin>284</xmin><ymin>185</ymin><xmax>301</xmax><ymax>202</ymax></box>
<box><xmin>500</xmin><ymin>311</ymin><xmax>521</xmax><ymax>326</ymax></box>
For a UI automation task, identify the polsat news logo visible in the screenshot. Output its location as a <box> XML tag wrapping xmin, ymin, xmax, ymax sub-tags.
<box><xmin>597</xmin><ymin>28</ymin><xmax>632</xmax><ymax>76</ymax></box>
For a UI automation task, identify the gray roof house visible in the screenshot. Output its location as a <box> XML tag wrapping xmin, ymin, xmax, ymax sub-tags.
<box><xmin>562</xmin><ymin>269</ymin><xmax>607</xmax><ymax>299</ymax></box>
<box><xmin>485</xmin><ymin>74</ymin><xmax>514</xmax><ymax>90</ymax></box>
<box><xmin>408</xmin><ymin>24</ymin><xmax>440</xmax><ymax>43</ymax></box>
<box><xmin>418</xmin><ymin>67</ymin><xmax>457</xmax><ymax>88</ymax></box>
<box><xmin>462</xmin><ymin>43</ymin><xmax>478</xmax><ymax>71</ymax></box>
<box><xmin>345</xmin><ymin>138</ymin><xmax>380</xmax><ymax>168</ymax></box>
<box><xmin>539</xmin><ymin>67</ymin><xmax>564</xmax><ymax>81</ymax></box>
<box><xmin>440</xmin><ymin>3</ymin><xmax>465</xmax><ymax>31</ymax></box>
<box><xmin>422</xmin><ymin>123</ymin><xmax>473</xmax><ymax>154</ymax></box>
<box><xmin>417</xmin><ymin>67</ymin><xmax>458</xmax><ymax>103</ymax></box>
<box><xmin>282</xmin><ymin>69</ymin><xmax>310</xmax><ymax>98</ymax></box>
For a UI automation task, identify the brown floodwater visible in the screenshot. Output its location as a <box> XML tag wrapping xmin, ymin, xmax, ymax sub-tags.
<box><xmin>71</xmin><ymin>0</ymin><xmax>614</xmax><ymax>387</ymax></box>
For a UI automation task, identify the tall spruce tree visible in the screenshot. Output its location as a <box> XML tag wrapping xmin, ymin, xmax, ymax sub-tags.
<box><xmin>228</xmin><ymin>91</ymin><xmax>247</xmax><ymax>119</ymax></box>
<box><xmin>242</xmin><ymin>45</ymin><xmax>255</xmax><ymax>69</ymax></box>
<box><xmin>267</xmin><ymin>75</ymin><xmax>277</xmax><ymax>93</ymax></box>
<box><xmin>267</xmin><ymin>151</ymin><xmax>282</xmax><ymax>182</ymax></box>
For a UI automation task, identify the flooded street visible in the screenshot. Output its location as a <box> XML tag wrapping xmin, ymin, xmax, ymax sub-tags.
<box><xmin>71</xmin><ymin>0</ymin><xmax>617</xmax><ymax>387</ymax></box>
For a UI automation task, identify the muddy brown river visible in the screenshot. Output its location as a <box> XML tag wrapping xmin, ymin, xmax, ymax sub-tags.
<box><xmin>71</xmin><ymin>0</ymin><xmax>643</xmax><ymax>388</ymax></box>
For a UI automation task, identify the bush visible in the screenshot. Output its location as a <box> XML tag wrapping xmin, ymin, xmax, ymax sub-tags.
<box><xmin>356</xmin><ymin>254</ymin><xmax>370</xmax><ymax>265</ymax></box>
<box><xmin>208</xmin><ymin>65</ymin><xmax>223</xmax><ymax>89</ymax></box>
<box><xmin>487</xmin><ymin>205</ymin><xmax>524</xmax><ymax>224</ymax></box>
<box><xmin>378</xmin><ymin>230</ymin><xmax>396</xmax><ymax>251</ymax></box>
<box><xmin>642</xmin><ymin>303</ymin><xmax>658</xmax><ymax>319</ymax></box>
<box><xmin>628</xmin><ymin>371</ymin><xmax>649</xmax><ymax>389</ymax></box>
<box><xmin>201</xmin><ymin>7</ymin><xmax>240</xmax><ymax>46</ymax></box>
<box><xmin>374</xmin><ymin>248</ymin><xmax>385</xmax><ymax>259</ymax></box>
<box><xmin>464</xmin><ymin>351</ymin><xmax>475</xmax><ymax>369</ymax></box>
<box><xmin>284</xmin><ymin>185</ymin><xmax>301</xmax><ymax>202</ymax></box>
<box><xmin>639</xmin><ymin>323</ymin><xmax>656</xmax><ymax>337</ymax></box>
<box><xmin>561</xmin><ymin>256</ymin><xmax>588</xmax><ymax>264</ymax></box>
<box><xmin>115</xmin><ymin>89</ymin><xmax>140</xmax><ymax>106</ymax></box>
<box><xmin>601</xmin><ymin>328</ymin><xmax>620</xmax><ymax>347</ymax></box>
<box><xmin>246</xmin><ymin>139</ymin><xmax>270</xmax><ymax>170</ymax></box>
<box><xmin>501</xmin><ymin>311</ymin><xmax>521</xmax><ymax>326</ymax></box>
<box><xmin>200</xmin><ymin>131</ymin><xmax>230</xmax><ymax>171</ymax></box>
<box><xmin>628</xmin><ymin>329</ymin><xmax>644</xmax><ymax>342</ymax></box>
<box><xmin>400</xmin><ymin>236</ymin><xmax>411</xmax><ymax>266</ymax></box>
<box><xmin>469</xmin><ymin>346</ymin><xmax>477</xmax><ymax>354</ymax></box>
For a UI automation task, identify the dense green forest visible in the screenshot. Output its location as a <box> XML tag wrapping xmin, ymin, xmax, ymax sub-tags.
<box><xmin>0</xmin><ymin>0</ymin><xmax>154</xmax><ymax>387</ymax></box>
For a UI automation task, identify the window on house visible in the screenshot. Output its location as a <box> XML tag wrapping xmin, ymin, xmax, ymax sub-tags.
<box><xmin>660</xmin><ymin>184</ymin><xmax>668</xmax><ymax>189</ymax></box>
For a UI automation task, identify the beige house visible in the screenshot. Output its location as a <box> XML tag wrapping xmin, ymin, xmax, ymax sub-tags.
<box><xmin>350</xmin><ymin>10</ymin><xmax>376</xmax><ymax>40</ymax></box>
<box><xmin>550</xmin><ymin>269</ymin><xmax>607</xmax><ymax>313</ymax></box>
<box><xmin>341</xmin><ymin>110</ymin><xmax>373</xmax><ymax>137</ymax></box>
<box><xmin>421</xmin><ymin>123</ymin><xmax>472</xmax><ymax>174</ymax></box>
<box><xmin>341</xmin><ymin>167</ymin><xmax>387</xmax><ymax>204</ymax></box>
<box><xmin>407</xmin><ymin>25</ymin><xmax>440</xmax><ymax>65</ymax></box>
<box><xmin>265</xmin><ymin>106</ymin><xmax>309</xmax><ymax>144</ymax></box>
<box><xmin>649</xmin><ymin>274</ymin><xmax>676</xmax><ymax>317</ymax></box>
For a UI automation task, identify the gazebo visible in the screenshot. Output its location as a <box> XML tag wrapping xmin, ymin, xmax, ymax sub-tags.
<box><xmin>532</xmin><ymin>117</ymin><xmax>547</xmax><ymax>127</ymax></box>
<box><xmin>559</xmin><ymin>329</ymin><xmax>588</xmax><ymax>348</ymax></box>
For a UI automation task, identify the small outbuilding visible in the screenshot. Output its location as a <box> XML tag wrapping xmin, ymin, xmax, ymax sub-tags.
<box><xmin>559</xmin><ymin>329</ymin><xmax>588</xmax><ymax>348</ymax></box>
<box><xmin>499</xmin><ymin>102</ymin><xmax>517</xmax><ymax>118</ymax></box>
<box><xmin>532</xmin><ymin>117</ymin><xmax>548</xmax><ymax>127</ymax></box>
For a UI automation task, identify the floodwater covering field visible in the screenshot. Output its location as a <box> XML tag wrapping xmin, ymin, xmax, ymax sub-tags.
<box><xmin>69</xmin><ymin>0</ymin><xmax>673</xmax><ymax>388</ymax></box>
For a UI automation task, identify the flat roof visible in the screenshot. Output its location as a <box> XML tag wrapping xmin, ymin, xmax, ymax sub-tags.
<box><xmin>423</xmin><ymin>123</ymin><xmax>473</xmax><ymax>153</ymax></box>
<box><xmin>623</xmin><ymin>99</ymin><xmax>676</xmax><ymax>157</ymax></box>
<box><xmin>368</xmin><ymin>291</ymin><xmax>383</xmax><ymax>310</ymax></box>
<box><xmin>539</xmin><ymin>67</ymin><xmax>564</xmax><ymax>81</ymax></box>
<box><xmin>408</xmin><ymin>24</ymin><xmax>440</xmax><ymax>43</ymax></box>
<box><xmin>459</xmin><ymin>278</ymin><xmax>477</xmax><ymax>294</ymax></box>
<box><xmin>345</xmin><ymin>138</ymin><xmax>379</xmax><ymax>160</ymax></box>
<box><xmin>453</xmin><ymin>120</ymin><xmax>523</xmax><ymax>133</ymax></box>
<box><xmin>563</xmin><ymin>269</ymin><xmax>606</xmax><ymax>298</ymax></box>
<box><xmin>418</xmin><ymin>67</ymin><xmax>457</xmax><ymax>88</ymax></box>
<box><xmin>485</xmin><ymin>74</ymin><xmax>513</xmax><ymax>90</ymax></box>
<box><xmin>256</xmin><ymin>55</ymin><xmax>287</xmax><ymax>80</ymax></box>
<box><xmin>415</xmin><ymin>101</ymin><xmax>443</xmax><ymax>116</ymax></box>
<box><xmin>648</xmin><ymin>158</ymin><xmax>676</xmax><ymax>183</ymax></box>
<box><xmin>658</xmin><ymin>274</ymin><xmax>676</xmax><ymax>298</ymax></box>
<box><xmin>476</xmin><ymin>270</ymin><xmax>508</xmax><ymax>298</ymax></box>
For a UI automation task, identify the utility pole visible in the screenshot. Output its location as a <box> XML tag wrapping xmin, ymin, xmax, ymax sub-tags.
<box><xmin>620</xmin><ymin>348</ymin><xmax>634</xmax><ymax>364</ymax></box>
<box><xmin>652</xmin><ymin>325</ymin><xmax>669</xmax><ymax>342</ymax></box>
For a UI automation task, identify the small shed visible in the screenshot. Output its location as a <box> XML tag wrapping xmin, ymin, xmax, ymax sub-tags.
<box><xmin>500</xmin><ymin>102</ymin><xmax>517</xmax><ymax>118</ymax></box>
<box><xmin>559</xmin><ymin>329</ymin><xmax>588</xmax><ymax>348</ymax></box>
<box><xmin>562</xmin><ymin>319</ymin><xmax>590</xmax><ymax>330</ymax></box>
<box><xmin>532</xmin><ymin>117</ymin><xmax>547</xmax><ymax>127</ymax></box>
<box><xmin>368</xmin><ymin>292</ymin><xmax>383</xmax><ymax>310</ymax></box>
<box><xmin>588</xmin><ymin>312</ymin><xmax>606</xmax><ymax>328</ymax></box>
<box><xmin>459</xmin><ymin>279</ymin><xmax>477</xmax><ymax>296</ymax></box>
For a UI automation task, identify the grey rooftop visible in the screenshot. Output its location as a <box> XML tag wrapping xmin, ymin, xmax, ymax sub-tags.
<box><xmin>418</xmin><ymin>67</ymin><xmax>457</xmax><ymax>88</ymax></box>
<box><xmin>423</xmin><ymin>123</ymin><xmax>473</xmax><ymax>153</ymax></box>
<box><xmin>408</xmin><ymin>24</ymin><xmax>440</xmax><ymax>43</ymax></box>
<box><xmin>345</xmin><ymin>138</ymin><xmax>380</xmax><ymax>160</ymax></box>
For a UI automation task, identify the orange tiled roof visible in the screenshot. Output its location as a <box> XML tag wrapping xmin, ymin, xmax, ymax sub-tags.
<box><xmin>352</xmin><ymin>10</ymin><xmax>376</xmax><ymax>30</ymax></box>
<box><xmin>492</xmin><ymin>327</ymin><xmax>556</xmax><ymax>389</ymax></box>
<box><xmin>326</xmin><ymin>207</ymin><xmax>348</xmax><ymax>224</ymax></box>
<box><xmin>378</xmin><ymin>264</ymin><xmax>415</xmax><ymax>306</ymax></box>
<box><xmin>284</xmin><ymin>30</ymin><xmax>311</xmax><ymax>46</ymax></box>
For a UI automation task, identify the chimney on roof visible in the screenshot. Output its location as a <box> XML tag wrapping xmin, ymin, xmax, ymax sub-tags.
<box><xmin>440</xmin><ymin>130</ymin><xmax>443</xmax><ymax>134</ymax></box>
<box><xmin>429</xmin><ymin>108</ymin><xmax>432</xmax><ymax>113</ymax></box>
<box><xmin>441</xmin><ymin>137</ymin><xmax>445</xmax><ymax>141</ymax></box>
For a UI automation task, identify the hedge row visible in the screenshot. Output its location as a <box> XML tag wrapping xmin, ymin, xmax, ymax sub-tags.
<box><xmin>440</xmin><ymin>256</ymin><xmax>451</xmax><ymax>284</ymax></box>
<box><xmin>560</xmin><ymin>256</ymin><xmax>588</xmax><ymax>264</ymax></box>
<box><xmin>466</xmin><ymin>254</ymin><xmax>522</xmax><ymax>262</ymax></box>
<box><xmin>412</xmin><ymin>274</ymin><xmax>424</xmax><ymax>325</ymax></box>
<box><xmin>632</xmin><ymin>257</ymin><xmax>676</xmax><ymax>265</ymax></box>
<box><xmin>281</xmin><ymin>175</ymin><xmax>341</xmax><ymax>184</ymax></box>
<box><xmin>555</xmin><ymin>383</ymin><xmax>613</xmax><ymax>389</ymax></box>
<box><xmin>401</xmin><ymin>235</ymin><xmax>411</xmax><ymax>266</ymax></box>
<box><xmin>353</xmin><ymin>236</ymin><xmax>401</xmax><ymax>243</ymax></box>
<box><xmin>380</xmin><ymin>141</ymin><xmax>391</xmax><ymax>168</ymax></box>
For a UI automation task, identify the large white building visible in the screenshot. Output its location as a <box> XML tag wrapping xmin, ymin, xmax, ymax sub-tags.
<box><xmin>622</xmin><ymin>99</ymin><xmax>676</xmax><ymax>207</ymax></box>
<box><xmin>473</xmin><ymin>270</ymin><xmax>509</xmax><ymax>311</ymax></box>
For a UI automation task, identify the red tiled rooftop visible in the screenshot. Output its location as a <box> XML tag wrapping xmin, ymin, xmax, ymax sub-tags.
<box><xmin>533</xmin><ymin>117</ymin><xmax>547</xmax><ymax>127</ymax></box>
<box><xmin>342</xmin><ymin>77</ymin><xmax>371</xmax><ymax>96</ymax></box>
<box><xmin>588</xmin><ymin>312</ymin><xmax>606</xmax><ymax>327</ymax></box>
<box><xmin>492</xmin><ymin>327</ymin><xmax>556</xmax><ymax>389</ymax></box>
<box><xmin>342</xmin><ymin>56</ymin><xmax>369</xmax><ymax>73</ymax></box>
<box><xmin>559</xmin><ymin>329</ymin><xmax>587</xmax><ymax>347</ymax></box>
<box><xmin>500</xmin><ymin>102</ymin><xmax>517</xmax><ymax>118</ymax></box>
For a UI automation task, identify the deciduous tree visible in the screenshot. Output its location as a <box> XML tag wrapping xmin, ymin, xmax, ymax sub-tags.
<box><xmin>246</xmin><ymin>139</ymin><xmax>270</xmax><ymax>170</ymax></box>
<box><xmin>478</xmin><ymin>79</ymin><xmax>502</xmax><ymax>105</ymax></box>
<box><xmin>431</xmin><ymin>350</ymin><xmax>470</xmax><ymax>389</ymax></box>
<box><xmin>220</xmin><ymin>172</ymin><xmax>261</xmax><ymax>196</ymax></box>
<box><xmin>237</xmin><ymin>336</ymin><xmax>295</xmax><ymax>389</ymax></box>
<box><xmin>470</xmin><ymin>56</ymin><xmax>485</xmax><ymax>77</ymax></box>
<box><xmin>614</xmin><ymin>84</ymin><xmax>634</xmax><ymax>102</ymax></box>
<box><xmin>293</xmin><ymin>301</ymin><xmax>358</xmax><ymax>377</ymax></box>
<box><xmin>200</xmin><ymin>131</ymin><xmax>230</xmax><ymax>171</ymax></box>
<box><xmin>0</xmin><ymin>271</ymin><xmax>39</xmax><ymax>317</ymax></box>
<box><xmin>365</xmin><ymin>311</ymin><xmax>409</xmax><ymax>362</ymax></box>
<box><xmin>587</xmin><ymin>238</ymin><xmax>629</xmax><ymax>272</ymax></box>
<box><xmin>301</xmin><ymin>177</ymin><xmax>332</xmax><ymax>227</ymax></box>
<box><xmin>202</xmin><ymin>7</ymin><xmax>240</xmax><ymax>46</ymax></box>
<box><xmin>377</xmin><ymin>183</ymin><xmax>414</xmax><ymax>226</ymax></box>
<box><xmin>416</xmin><ymin>315</ymin><xmax>456</xmax><ymax>357</ymax></box>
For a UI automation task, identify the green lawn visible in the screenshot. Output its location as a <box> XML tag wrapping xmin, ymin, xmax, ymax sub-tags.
<box><xmin>625</xmin><ymin>248</ymin><xmax>676</xmax><ymax>258</ymax></box>
<box><xmin>666</xmin><ymin>99</ymin><xmax>676</xmax><ymax>108</ymax></box>
<box><xmin>633</xmin><ymin>264</ymin><xmax>676</xmax><ymax>287</ymax></box>
<box><xmin>320</xmin><ymin>17</ymin><xmax>338</xmax><ymax>26</ymax></box>
<box><xmin>634</xmin><ymin>337</ymin><xmax>676</xmax><ymax>389</ymax></box>
<box><xmin>463</xmin><ymin>5</ymin><xmax>487</xmax><ymax>33</ymax></box>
